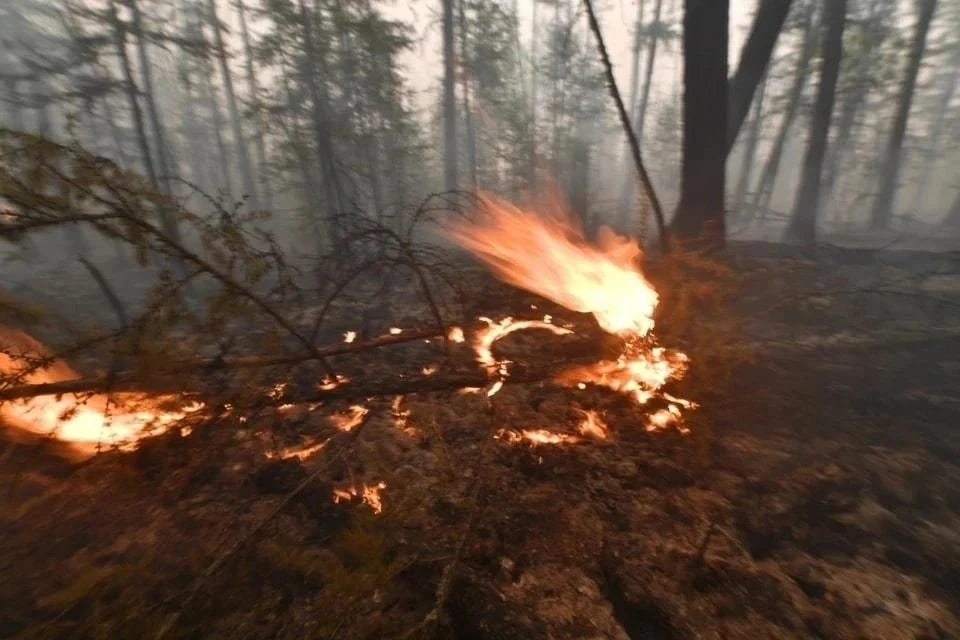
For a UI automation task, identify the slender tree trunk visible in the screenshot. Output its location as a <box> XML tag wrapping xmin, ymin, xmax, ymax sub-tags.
<box><xmin>207</xmin><ymin>0</ymin><xmax>259</xmax><ymax>209</ymax></box>
<box><xmin>442</xmin><ymin>0</ymin><xmax>458</xmax><ymax>192</ymax></box>
<box><xmin>635</xmin><ymin>0</ymin><xmax>663</xmax><ymax>144</ymax></box>
<box><xmin>615</xmin><ymin>0</ymin><xmax>644</xmax><ymax>226</ymax></box>
<box><xmin>529</xmin><ymin>0</ymin><xmax>539</xmax><ymax>193</ymax></box>
<box><xmin>732</xmin><ymin>71</ymin><xmax>767</xmax><ymax>213</ymax></box>
<box><xmin>784</xmin><ymin>0</ymin><xmax>847</xmax><ymax>245</ymax></box>
<box><xmin>750</xmin><ymin>0</ymin><xmax>816</xmax><ymax>221</ymax></box>
<box><xmin>726</xmin><ymin>0</ymin><xmax>793</xmax><ymax>153</ymax></box>
<box><xmin>458</xmin><ymin>0</ymin><xmax>477</xmax><ymax>190</ymax></box>
<box><xmin>129</xmin><ymin>0</ymin><xmax>177</xmax><ymax>200</ymax></box>
<box><xmin>670</xmin><ymin>0</ymin><xmax>728</xmax><ymax>249</ymax></box>
<box><xmin>869</xmin><ymin>0</ymin><xmax>936</xmax><ymax>229</ymax></box>
<box><xmin>108</xmin><ymin>0</ymin><xmax>159</xmax><ymax>191</ymax></box>
<box><xmin>236</xmin><ymin>0</ymin><xmax>273</xmax><ymax>211</ymax></box>
<box><xmin>911</xmin><ymin>58</ymin><xmax>959</xmax><ymax>216</ymax></box>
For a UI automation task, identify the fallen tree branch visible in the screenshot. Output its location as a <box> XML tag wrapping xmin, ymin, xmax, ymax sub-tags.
<box><xmin>0</xmin><ymin>328</ymin><xmax>445</xmax><ymax>401</ymax></box>
<box><xmin>582</xmin><ymin>0</ymin><xmax>669</xmax><ymax>253</ymax></box>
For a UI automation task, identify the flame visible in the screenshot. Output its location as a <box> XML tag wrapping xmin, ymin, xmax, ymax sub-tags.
<box><xmin>343</xmin><ymin>331</ymin><xmax>357</xmax><ymax>343</ymax></box>
<box><xmin>447</xmin><ymin>195</ymin><xmax>693</xmax><ymax>431</ymax></box>
<box><xmin>447</xmin><ymin>326</ymin><xmax>465</xmax><ymax>343</ymax></box>
<box><xmin>328</xmin><ymin>404</ymin><xmax>369</xmax><ymax>431</ymax></box>
<box><xmin>576</xmin><ymin>409</ymin><xmax>609</xmax><ymax>440</ymax></box>
<box><xmin>495</xmin><ymin>428</ymin><xmax>579</xmax><ymax>446</ymax></box>
<box><xmin>421</xmin><ymin>364</ymin><xmax>438</xmax><ymax>376</ymax></box>
<box><xmin>390</xmin><ymin>395</ymin><xmax>419</xmax><ymax>437</ymax></box>
<box><xmin>388</xmin><ymin>327</ymin><xmax>403</xmax><ymax>335</ymax></box>
<box><xmin>267</xmin><ymin>438</ymin><xmax>328</xmax><ymax>461</ymax></box>
<box><xmin>446</xmin><ymin>195</ymin><xmax>659</xmax><ymax>337</ymax></box>
<box><xmin>333</xmin><ymin>481</ymin><xmax>386</xmax><ymax>513</ymax></box>
<box><xmin>0</xmin><ymin>327</ymin><xmax>203</xmax><ymax>456</ymax></box>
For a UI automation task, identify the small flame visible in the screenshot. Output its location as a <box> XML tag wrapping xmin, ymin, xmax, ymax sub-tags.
<box><xmin>267</xmin><ymin>438</ymin><xmax>328</xmax><ymax>461</ymax></box>
<box><xmin>390</xmin><ymin>395</ymin><xmax>419</xmax><ymax>436</ymax></box>
<box><xmin>319</xmin><ymin>374</ymin><xmax>349</xmax><ymax>390</ymax></box>
<box><xmin>329</xmin><ymin>404</ymin><xmax>369</xmax><ymax>431</ymax></box>
<box><xmin>343</xmin><ymin>331</ymin><xmax>357</xmax><ymax>343</ymax></box>
<box><xmin>496</xmin><ymin>428</ymin><xmax>579</xmax><ymax>446</ymax></box>
<box><xmin>333</xmin><ymin>481</ymin><xmax>386</xmax><ymax>513</ymax></box>
<box><xmin>388</xmin><ymin>327</ymin><xmax>403</xmax><ymax>335</ymax></box>
<box><xmin>421</xmin><ymin>364</ymin><xmax>438</xmax><ymax>376</ymax></box>
<box><xmin>576</xmin><ymin>409</ymin><xmax>609</xmax><ymax>440</ymax></box>
<box><xmin>0</xmin><ymin>328</ymin><xmax>203</xmax><ymax>457</ymax></box>
<box><xmin>474</xmin><ymin>316</ymin><xmax>572</xmax><ymax>372</ymax></box>
<box><xmin>447</xmin><ymin>326</ymin><xmax>465</xmax><ymax>343</ymax></box>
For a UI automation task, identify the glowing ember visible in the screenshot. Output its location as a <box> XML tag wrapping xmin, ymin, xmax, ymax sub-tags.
<box><xmin>267</xmin><ymin>438</ymin><xmax>328</xmax><ymax>461</ymax></box>
<box><xmin>646</xmin><ymin>405</ymin><xmax>689</xmax><ymax>434</ymax></box>
<box><xmin>496</xmin><ymin>428</ymin><xmax>579</xmax><ymax>446</ymax></box>
<box><xmin>421</xmin><ymin>364</ymin><xmax>438</xmax><ymax>376</ymax></box>
<box><xmin>328</xmin><ymin>404</ymin><xmax>369</xmax><ymax>431</ymax></box>
<box><xmin>576</xmin><ymin>409</ymin><xmax>609</xmax><ymax>440</ymax></box>
<box><xmin>447</xmin><ymin>326</ymin><xmax>465</xmax><ymax>343</ymax></box>
<box><xmin>388</xmin><ymin>327</ymin><xmax>403</xmax><ymax>335</ymax></box>
<box><xmin>0</xmin><ymin>327</ymin><xmax>203</xmax><ymax>456</ymax></box>
<box><xmin>343</xmin><ymin>331</ymin><xmax>357</xmax><ymax>343</ymax></box>
<box><xmin>333</xmin><ymin>481</ymin><xmax>386</xmax><ymax>513</ymax></box>
<box><xmin>486</xmin><ymin>380</ymin><xmax>504</xmax><ymax>397</ymax></box>
<box><xmin>319</xmin><ymin>374</ymin><xmax>349</xmax><ymax>390</ymax></box>
<box><xmin>390</xmin><ymin>395</ymin><xmax>419</xmax><ymax>437</ymax></box>
<box><xmin>447</xmin><ymin>195</ymin><xmax>693</xmax><ymax>431</ymax></box>
<box><xmin>474</xmin><ymin>316</ymin><xmax>572</xmax><ymax>372</ymax></box>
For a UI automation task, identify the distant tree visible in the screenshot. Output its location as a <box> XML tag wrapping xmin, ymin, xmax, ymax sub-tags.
<box><xmin>726</xmin><ymin>0</ymin><xmax>793</xmax><ymax>153</ymax></box>
<box><xmin>783</xmin><ymin>0</ymin><xmax>847</xmax><ymax>245</ymax></box>
<box><xmin>869</xmin><ymin>0</ymin><xmax>937</xmax><ymax>229</ymax></box>
<box><xmin>442</xmin><ymin>0</ymin><xmax>458</xmax><ymax>192</ymax></box>
<box><xmin>732</xmin><ymin>71</ymin><xmax>767</xmax><ymax>213</ymax></box>
<box><xmin>671</xmin><ymin>0</ymin><xmax>728</xmax><ymax>249</ymax></box>
<box><xmin>235</xmin><ymin>0</ymin><xmax>272</xmax><ymax>211</ymax></box>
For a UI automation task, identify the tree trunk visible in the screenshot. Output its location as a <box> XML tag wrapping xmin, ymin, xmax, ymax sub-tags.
<box><xmin>108</xmin><ymin>0</ymin><xmax>159</xmax><ymax>191</ymax></box>
<box><xmin>442</xmin><ymin>0</ymin><xmax>458</xmax><ymax>192</ymax></box>
<box><xmin>732</xmin><ymin>71</ymin><xmax>767</xmax><ymax>213</ymax></box>
<box><xmin>869</xmin><ymin>0</ymin><xmax>936</xmax><ymax>229</ymax></box>
<box><xmin>783</xmin><ymin>0</ymin><xmax>847</xmax><ymax>245</ymax></box>
<box><xmin>207</xmin><ymin>0</ymin><xmax>259</xmax><ymax>210</ymax></box>
<box><xmin>635</xmin><ymin>0</ymin><xmax>664</xmax><ymax>144</ymax></box>
<box><xmin>130</xmin><ymin>0</ymin><xmax>177</xmax><ymax>200</ymax></box>
<box><xmin>236</xmin><ymin>0</ymin><xmax>273</xmax><ymax>212</ymax></box>
<box><xmin>670</xmin><ymin>0</ymin><xmax>728</xmax><ymax>249</ymax></box>
<box><xmin>615</xmin><ymin>0</ymin><xmax>645</xmax><ymax>226</ymax></box>
<box><xmin>458</xmin><ymin>0</ymin><xmax>477</xmax><ymax>190</ymax></box>
<box><xmin>750</xmin><ymin>0</ymin><xmax>816</xmax><ymax>222</ymax></box>
<box><xmin>529</xmin><ymin>0</ymin><xmax>539</xmax><ymax>193</ymax></box>
<box><xmin>726</xmin><ymin>0</ymin><xmax>793</xmax><ymax>154</ymax></box>
<box><xmin>943</xmin><ymin>189</ymin><xmax>960</xmax><ymax>228</ymax></box>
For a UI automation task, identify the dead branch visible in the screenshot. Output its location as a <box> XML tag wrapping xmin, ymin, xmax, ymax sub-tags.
<box><xmin>0</xmin><ymin>328</ymin><xmax>446</xmax><ymax>402</ymax></box>
<box><xmin>582</xmin><ymin>0</ymin><xmax>669</xmax><ymax>253</ymax></box>
<box><xmin>79</xmin><ymin>257</ymin><xmax>128</xmax><ymax>328</ymax></box>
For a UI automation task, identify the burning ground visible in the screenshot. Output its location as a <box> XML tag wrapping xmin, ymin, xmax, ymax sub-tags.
<box><xmin>3</xmin><ymin>229</ymin><xmax>960</xmax><ymax>637</ymax></box>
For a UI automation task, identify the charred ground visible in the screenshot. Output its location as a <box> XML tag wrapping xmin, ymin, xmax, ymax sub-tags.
<box><xmin>2</xmin><ymin>241</ymin><xmax>960</xmax><ymax>639</ymax></box>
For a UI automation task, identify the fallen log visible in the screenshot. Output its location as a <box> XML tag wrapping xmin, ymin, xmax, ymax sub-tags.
<box><xmin>0</xmin><ymin>328</ymin><xmax>445</xmax><ymax>402</ymax></box>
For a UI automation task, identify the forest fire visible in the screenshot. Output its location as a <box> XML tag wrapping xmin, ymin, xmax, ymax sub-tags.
<box><xmin>448</xmin><ymin>194</ymin><xmax>693</xmax><ymax>430</ymax></box>
<box><xmin>0</xmin><ymin>328</ymin><xmax>202</xmax><ymax>457</ymax></box>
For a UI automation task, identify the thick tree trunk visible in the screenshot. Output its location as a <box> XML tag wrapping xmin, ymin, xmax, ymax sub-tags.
<box><xmin>869</xmin><ymin>0</ymin><xmax>936</xmax><ymax>229</ymax></box>
<box><xmin>207</xmin><ymin>0</ymin><xmax>259</xmax><ymax>209</ymax></box>
<box><xmin>726</xmin><ymin>0</ymin><xmax>793</xmax><ymax>154</ymax></box>
<box><xmin>442</xmin><ymin>0</ymin><xmax>458</xmax><ymax>192</ymax></box>
<box><xmin>783</xmin><ymin>0</ymin><xmax>847</xmax><ymax>245</ymax></box>
<box><xmin>732</xmin><ymin>72</ymin><xmax>767</xmax><ymax>213</ymax></box>
<box><xmin>750</xmin><ymin>0</ymin><xmax>816</xmax><ymax>221</ymax></box>
<box><xmin>670</xmin><ymin>0</ymin><xmax>728</xmax><ymax>249</ymax></box>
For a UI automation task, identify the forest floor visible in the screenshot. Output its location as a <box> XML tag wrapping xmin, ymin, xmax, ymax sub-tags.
<box><xmin>2</xmin><ymin>240</ymin><xmax>960</xmax><ymax>639</ymax></box>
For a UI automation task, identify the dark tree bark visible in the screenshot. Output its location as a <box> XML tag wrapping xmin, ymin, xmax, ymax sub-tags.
<box><xmin>869</xmin><ymin>0</ymin><xmax>937</xmax><ymax>229</ymax></box>
<box><xmin>726</xmin><ymin>0</ymin><xmax>793</xmax><ymax>154</ymax></box>
<box><xmin>442</xmin><ymin>0</ymin><xmax>458</xmax><ymax>192</ymax></box>
<box><xmin>732</xmin><ymin>72</ymin><xmax>767</xmax><ymax>213</ymax></box>
<box><xmin>783</xmin><ymin>0</ymin><xmax>847</xmax><ymax>245</ymax></box>
<box><xmin>670</xmin><ymin>0</ymin><xmax>728</xmax><ymax>249</ymax></box>
<box><xmin>236</xmin><ymin>0</ymin><xmax>273</xmax><ymax>211</ymax></box>
<box><xmin>750</xmin><ymin>1</ymin><xmax>815</xmax><ymax>222</ymax></box>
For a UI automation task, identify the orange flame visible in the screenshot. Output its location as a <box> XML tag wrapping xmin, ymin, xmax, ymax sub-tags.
<box><xmin>328</xmin><ymin>404</ymin><xmax>369</xmax><ymax>431</ymax></box>
<box><xmin>447</xmin><ymin>195</ymin><xmax>693</xmax><ymax>431</ymax></box>
<box><xmin>0</xmin><ymin>327</ymin><xmax>202</xmax><ymax>457</ymax></box>
<box><xmin>333</xmin><ymin>481</ymin><xmax>386</xmax><ymax>513</ymax></box>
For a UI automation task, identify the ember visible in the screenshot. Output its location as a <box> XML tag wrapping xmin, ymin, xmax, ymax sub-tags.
<box><xmin>333</xmin><ymin>481</ymin><xmax>387</xmax><ymax>514</ymax></box>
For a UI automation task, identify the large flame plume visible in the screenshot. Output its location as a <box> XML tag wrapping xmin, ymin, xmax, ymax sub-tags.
<box><xmin>448</xmin><ymin>194</ymin><xmax>694</xmax><ymax>432</ymax></box>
